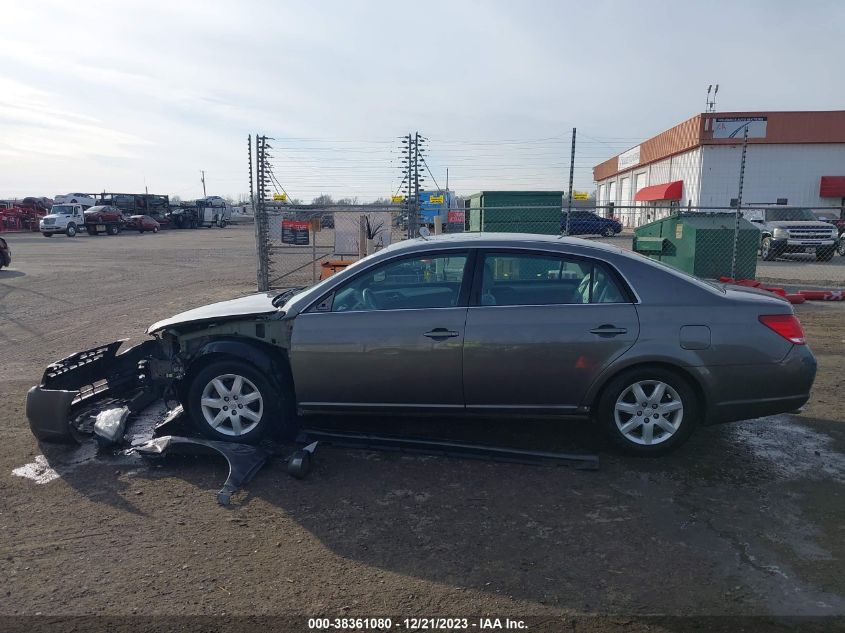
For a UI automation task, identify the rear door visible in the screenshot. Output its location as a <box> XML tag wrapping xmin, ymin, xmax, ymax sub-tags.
<box><xmin>290</xmin><ymin>250</ymin><xmax>472</xmax><ymax>411</ymax></box>
<box><xmin>463</xmin><ymin>250</ymin><xmax>639</xmax><ymax>413</ymax></box>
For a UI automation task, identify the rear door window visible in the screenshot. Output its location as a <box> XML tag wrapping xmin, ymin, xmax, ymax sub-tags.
<box><xmin>476</xmin><ymin>252</ymin><xmax>629</xmax><ymax>306</ymax></box>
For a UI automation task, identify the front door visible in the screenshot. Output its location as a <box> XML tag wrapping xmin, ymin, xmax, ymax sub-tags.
<box><xmin>290</xmin><ymin>251</ymin><xmax>471</xmax><ymax>411</ymax></box>
<box><xmin>463</xmin><ymin>250</ymin><xmax>639</xmax><ymax>413</ymax></box>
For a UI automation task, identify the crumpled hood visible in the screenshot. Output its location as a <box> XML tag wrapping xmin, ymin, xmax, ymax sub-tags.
<box><xmin>147</xmin><ymin>293</ymin><xmax>279</xmax><ymax>334</ymax></box>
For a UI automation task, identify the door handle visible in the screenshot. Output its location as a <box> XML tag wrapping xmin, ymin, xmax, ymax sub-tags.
<box><xmin>589</xmin><ymin>325</ymin><xmax>628</xmax><ymax>336</ymax></box>
<box><xmin>423</xmin><ymin>328</ymin><xmax>460</xmax><ymax>339</ymax></box>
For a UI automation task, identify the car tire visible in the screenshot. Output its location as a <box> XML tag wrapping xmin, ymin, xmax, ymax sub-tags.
<box><xmin>66</xmin><ymin>224</ymin><xmax>77</xmax><ymax>237</ymax></box>
<box><xmin>837</xmin><ymin>236</ymin><xmax>845</xmax><ymax>257</ymax></box>
<box><xmin>185</xmin><ymin>359</ymin><xmax>292</xmax><ymax>443</ymax></box>
<box><xmin>602</xmin><ymin>226</ymin><xmax>615</xmax><ymax>237</ymax></box>
<box><xmin>816</xmin><ymin>247</ymin><xmax>835</xmax><ymax>262</ymax></box>
<box><xmin>87</xmin><ymin>226</ymin><xmax>97</xmax><ymax>235</ymax></box>
<box><xmin>761</xmin><ymin>236</ymin><xmax>778</xmax><ymax>261</ymax></box>
<box><xmin>42</xmin><ymin>232</ymin><xmax>52</xmax><ymax>237</ymax></box>
<box><xmin>153</xmin><ymin>226</ymin><xmax>159</xmax><ymax>233</ymax></box>
<box><xmin>596</xmin><ymin>367</ymin><xmax>698</xmax><ymax>456</ymax></box>
<box><xmin>108</xmin><ymin>225</ymin><xmax>119</xmax><ymax>236</ymax></box>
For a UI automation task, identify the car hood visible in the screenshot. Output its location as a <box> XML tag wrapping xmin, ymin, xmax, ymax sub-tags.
<box><xmin>147</xmin><ymin>293</ymin><xmax>280</xmax><ymax>334</ymax></box>
<box><xmin>766</xmin><ymin>220</ymin><xmax>835</xmax><ymax>229</ymax></box>
<box><xmin>41</xmin><ymin>214</ymin><xmax>62</xmax><ymax>220</ymax></box>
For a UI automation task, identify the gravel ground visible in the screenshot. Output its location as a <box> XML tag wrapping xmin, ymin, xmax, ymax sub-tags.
<box><xmin>1</xmin><ymin>226</ymin><xmax>843</xmax><ymax>629</ymax></box>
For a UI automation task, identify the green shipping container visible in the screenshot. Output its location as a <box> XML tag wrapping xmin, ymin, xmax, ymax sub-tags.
<box><xmin>633</xmin><ymin>212</ymin><xmax>759</xmax><ymax>280</ymax></box>
<box><xmin>466</xmin><ymin>191</ymin><xmax>563</xmax><ymax>234</ymax></box>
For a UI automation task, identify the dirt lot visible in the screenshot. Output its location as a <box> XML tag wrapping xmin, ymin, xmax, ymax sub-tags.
<box><xmin>1</xmin><ymin>226</ymin><xmax>844</xmax><ymax>628</ymax></box>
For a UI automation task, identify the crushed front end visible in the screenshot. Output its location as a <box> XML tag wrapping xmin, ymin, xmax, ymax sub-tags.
<box><xmin>26</xmin><ymin>337</ymin><xmax>179</xmax><ymax>443</ymax></box>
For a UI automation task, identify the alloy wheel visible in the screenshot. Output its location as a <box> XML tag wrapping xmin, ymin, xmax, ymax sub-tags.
<box><xmin>200</xmin><ymin>373</ymin><xmax>264</xmax><ymax>437</ymax></box>
<box><xmin>614</xmin><ymin>380</ymin><xmax>683</xmax><ymax>446</ymax></box>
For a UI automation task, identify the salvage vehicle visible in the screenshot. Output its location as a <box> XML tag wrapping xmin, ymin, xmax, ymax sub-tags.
<box><xmin>747</xmin><ymin>207</ymin><xmax>838</xmax><ymax>261</ymax></box>
<box><xmin>85</xmin><ymin>205</ymin><xmax>125</xmax><ymax>235</ymax></box>
<box><xmin>0</xmin><ymin>236</ymin><xmax>10</xmax><ymax>269</ymax></box>
<box><xmin>39</xmin><ymin>204</ymin><xmax>87</xmax><ymax>237</ymax></box>
<box><xmin>26</xmin><ymin>233</ymin><xmax>817</xmax><ymax>456</ymax></box>
<box><xmin>126</xmin><ymin>214</ymin><xmax>161</xmax><ymax>233</ymax></box>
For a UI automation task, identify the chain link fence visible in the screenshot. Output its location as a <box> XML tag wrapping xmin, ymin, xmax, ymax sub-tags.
<box><xmin>254</xmin><ymin>202</ymin><xmax>844</xmax><ymax>291</ymax></box>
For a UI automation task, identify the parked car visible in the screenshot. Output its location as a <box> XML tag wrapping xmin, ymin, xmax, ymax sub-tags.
<box><xmin>54</xmin><ymin>193</ymin><xmax>96</xmax><ymax>209</ymax></box>
<box><xmin>0</xmin><ymin>236</ymin><xmax>10</xmax><ymax>269</ymax></box>
<box><xmin>27</xmin><ymin>234</ymin><xmax>816</xmax><ymax>456</ymax></box>
<box><xmin>126</xmin><ymin>215</ymin><xmax>161</xmax><ymax>233</ymax></box>
<box><xmin>84</xmin><ymin>205</ymin><xmax>125</xmax><ymax>235</ymax></box>
<box><xmin>562</xmin><ymin>211</ymin><xmax>623</xmax><ymax>237</ymax></box>
<box><xmin>746</xmin><ymin>208</ymin><xmax>838</xmax><ymax>261</ymax></box>
<box><xmin>39</xmin><ymin>204</ymin><xmax>87</xmax><ymax>237</ymax></box>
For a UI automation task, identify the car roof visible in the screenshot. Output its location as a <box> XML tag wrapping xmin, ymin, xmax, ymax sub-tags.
<box><xmin>381</xmin><ymin>232</ymin><xmax>628</xmax><ymax>256</ymax></box>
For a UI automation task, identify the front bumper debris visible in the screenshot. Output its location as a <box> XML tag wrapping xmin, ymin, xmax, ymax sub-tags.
<box><xmin>26</xmin><ymin>340</ymin><xmax>163</xmax><ymax>443</ymax></box>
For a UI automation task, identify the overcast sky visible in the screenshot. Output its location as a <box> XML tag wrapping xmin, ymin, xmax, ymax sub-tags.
<box><xmin>1</xmin><ymin>0</ymin><xmax>843</xmax><ymax>202</ymax></box>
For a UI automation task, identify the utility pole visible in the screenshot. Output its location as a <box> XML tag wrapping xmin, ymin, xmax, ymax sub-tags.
<box><xmin>564</xmin><ymin>127</ymin><xmax>576</xmax><ymax>235</ymax></box>
<box><xmin>730</xmin><ymin>125</ymin><xmax>749</xmax><ymax>280</ymax></box>
<box><xmin>405</xmin><ymin>134</ymin><xmax>413</xmax><ymax>239</ymax></box>
<box><xmin>201</xmin><ymin>170</ymin><xmax>207</xmax><ymax>199</ymax></box>
<box><xmin>247</xmin><ymin>135</ymin><xmax>254</xmax><ymax>211</ymax></box>
<box><xmin>413</xmin><ymin>131</ymin><xmax>420</xmax><ymax>238</ymax></box>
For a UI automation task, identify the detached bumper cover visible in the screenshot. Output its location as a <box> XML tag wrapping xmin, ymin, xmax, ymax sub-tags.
<box><xmin>26</xmin><ymin>340</ymin><xmax>163</xmax><ymax>443</ymax></box>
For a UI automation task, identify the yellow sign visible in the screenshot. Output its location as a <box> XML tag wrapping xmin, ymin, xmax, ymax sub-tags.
<box><xmin>573</xmin><ymin>191</ymin><xmax>589</xmax><ymax>200</ymax></box>
<box><xmin>429</xmin><ymin>195</ymin><xmax>445</xmax><ymax>204</ymax></box>
<box><xmin>273</xmin><ymin>193</ymin><xmax>287</xmax><ymax>201</ymax></box>
<box><xmin>391</xmin><ymin>195</ymin><xmax>405</xmax><ymax>203</ymax></box>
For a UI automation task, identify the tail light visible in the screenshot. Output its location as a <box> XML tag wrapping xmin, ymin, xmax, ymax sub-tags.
<box><xmin>758</xmin><ymin>314</ymin><xmax>806</xmax><ymax>345</ymax></box>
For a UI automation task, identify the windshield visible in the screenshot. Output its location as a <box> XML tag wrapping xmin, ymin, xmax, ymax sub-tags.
<box><xmin>765</xmin><ymin>208</ymin><xmax>817</xmax><ymax>222</ymax></box>
<box><xmin>50</xmin><ymin>205</ymin><xmax>75</xmax><ymax>214</ymax></box>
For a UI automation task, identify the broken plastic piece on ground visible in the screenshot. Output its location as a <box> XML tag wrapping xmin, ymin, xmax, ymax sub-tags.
<box><xmin>297</xmin><ymin>429</ymin><xmax>600</xmax><ymax>471</ymax></box>
<box><xmin>286</xmin><ymin>441</ymin><xmax>318</xmax><ymax>479</ymax></box>
<box><xmin>93</xmin><ymin>406</ymin><xmax>130</xmax><ymax>445</ymax></box>
<box><xmin>131</xmin><ymin>435</ymin><xmax>273</xmax><ymax>505</ymax></box>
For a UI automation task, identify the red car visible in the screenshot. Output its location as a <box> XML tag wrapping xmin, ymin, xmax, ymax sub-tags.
<box><xmin>127</xmin><ymin>215</ymin><xmax>161</xmax><ymax>233</ymax></box>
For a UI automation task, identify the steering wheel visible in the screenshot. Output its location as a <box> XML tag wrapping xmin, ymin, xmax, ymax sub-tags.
<box><xmin>361</xmin><ymin>288</ymin><xmax>378</xmax><ymax>310</ymax></box>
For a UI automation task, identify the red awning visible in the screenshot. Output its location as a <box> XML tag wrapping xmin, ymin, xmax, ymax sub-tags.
<box><xmin>820</xmin><ymin>176</ymin><xmax>845</xmax><ymax>198</ymax></box>
<box><xmin>634</xmin><ymin>180</ymin><xmax>683</xmax><ymax>202</ymax></box>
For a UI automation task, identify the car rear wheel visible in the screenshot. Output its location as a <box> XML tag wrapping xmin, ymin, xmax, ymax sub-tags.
<box><xmin>152</xmin><ymin>226</ymin><xmax>159</xmax><ymax>233</ymax></box>
<box><xmin>837</xmin><ymin>236</ymin><xmax>845</xmax><ymax>256</ymax></box>
<box><xmin>597</xmin><ymin>367</ymin><xmax>698</xmax><ymax>456</ymax></box>
<box><xmin>108</xmin><ymin>225</ymin><xmax>119</xmax><ymax>236</ymax></box>
<box><xmin>186</xmin><ymin>359</ymin><xmax>290</xmax><ymax>443</ymax></box>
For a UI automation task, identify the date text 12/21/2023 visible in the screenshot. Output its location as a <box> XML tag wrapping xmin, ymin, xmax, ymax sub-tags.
<box><xmin>307</xmin><ymin>617</ymin><xmax>528</xmax><ymax>630</ymax></box>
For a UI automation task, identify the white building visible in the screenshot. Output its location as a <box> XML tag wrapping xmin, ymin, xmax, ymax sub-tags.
<box><xmin>593</xmin><ymin>111</ymin><xmax>845</xmax><ymax>226</ymax></box>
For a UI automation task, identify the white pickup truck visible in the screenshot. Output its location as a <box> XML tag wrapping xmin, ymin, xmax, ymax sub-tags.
<box><xmin>39</xmin><ymin>204</ymin><xmax>87</xmax><ymax>237</ymax></box>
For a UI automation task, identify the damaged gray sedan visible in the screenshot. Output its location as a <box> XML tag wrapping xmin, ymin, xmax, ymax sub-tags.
<box><xmin>27</xmin><ymin>233</ymin><xmax>817</xmax><ymax>456</ymax></box>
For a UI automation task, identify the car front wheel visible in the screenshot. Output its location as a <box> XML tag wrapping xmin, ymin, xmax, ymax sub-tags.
<box><xmin>602</xmin><ymin>226</ymin><xmax>615</xmax><ymax>237</ymax></box>
<box><xmin>761</xmin><ymin>236</ymin><xmax>779</xmax><ymax>261</ymax></box>
<box><xmin>597</xmin><ymin>367</ymin><xmax>698</xmax><ymax>456</ymax></box>
<box><xmin>186</xmin><ymin>359</ymin><xmax>288</xmax><ymax>443</ymax></box>
<box><xmin>837</xmin><ymin>236</ymin><xmax>845</xmax><ymax>256</ymax></box>
<box><xmin>66</xmin><ymin>224</ymin><xmax>77</xmax><ymax>237</ymax></box>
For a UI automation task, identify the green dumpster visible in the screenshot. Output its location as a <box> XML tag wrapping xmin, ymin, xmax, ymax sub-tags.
<box><xmin>466</xmin><ymin>191</ymin><xmax>562</xmax><ymax>235</ymax></box>
<box><xmin>633</xmin><ymin>212</ymin><xmax>759</xmax><ymax>279</ymax></box>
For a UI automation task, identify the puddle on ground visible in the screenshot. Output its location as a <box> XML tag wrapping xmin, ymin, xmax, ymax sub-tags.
<box><xmin>729</xmin><ymin>416</ymin><xmax>845</xmax><ymax>483</ymax></box>
<box><xmin>11</xmin><ymin>401</ymin><xmax>171</xmax><ymax>484</ymax></box>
